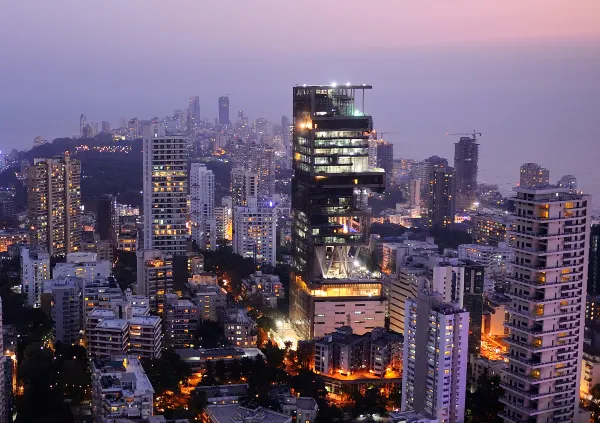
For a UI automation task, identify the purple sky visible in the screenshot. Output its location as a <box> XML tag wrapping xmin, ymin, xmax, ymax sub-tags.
<box><xmin>1</xmin><ymin>1</ymin><xmax>600</xmax><ymax>205</ymax></box>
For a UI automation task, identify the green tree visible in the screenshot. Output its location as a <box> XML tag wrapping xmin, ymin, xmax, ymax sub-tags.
<box><xmin>142</xmin><ymin>349</ymin><xmax>191</xmax><ymax>393</ymax></box>
<box><xmin>467</xmin><ymin>374</ymin><xmax>504</xmax><ymax>423</ymax></box>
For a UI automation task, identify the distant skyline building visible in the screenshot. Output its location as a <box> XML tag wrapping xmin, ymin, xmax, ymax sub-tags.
<box><xmin>289</xmin><ymin>84</ymin><xmax>386</xmax><ymax>340</ymax></box>
<box><xmin>501</xmin><ymin>186</ymin><xmax>590</xmax><ymax>423</ymax></box>
<box><xmin>189</xmin><ymin>96</ymin><xmax>201</xmax><ymax>122</ymax></box>
<box><xmin>519</xmin><ymin>162</ymin><xmax>549</xmax><ymax>188</ymax></box>
<box><xmin>142</xmin><ymin>124</ymin><xmax>188</xmax><ymax>256</ymax></box>
<box><xmin>80</xmin><ymin>114</ymin><xmax>86</xmax><ymax>137</ymax></box>
<box><xmin>101</xmin><ymin>121</ymin><xmax>110</xmax><ymax>133</ymax></box>
<box><xmin>218</xmin><ymin>96</ymin><xmax>230</xmax><ymax>125</ymax></box>
<box><xmin>427</xmin><ymin>166</ymin><xmax>455</xmax><ymax>228</ymax></box>
<box><xmin>453</xmin><ymin>135</ymin><xmax>479</xmax><ymax>212</ymax></box>
<box><xmin>558</xmin><ymin>174</ymin><xmax>577</xmax><ymax>193</ymax></box>
<box><xmin>190</xmin><ymin>163</ymin><xmax>216</xmax><ymax>250</ymax></box>
<box><xmin>402</xmin><ymin>289</ymin><xmax>468</xmax><ymax>423</ymax></box>
<box><xmin>20</xmin><ymin>247</ymin><xmax>50</xmax><ymax>307</ymax></box>
<box><xmin>27</xmin><ymin>155</ymin><xmax>82</xmax><ymax>255</ymax></box>
<box><xmin>368</xmin><ymin>139</ymin><xmax>394</xmax><ymax>184</ymax></box>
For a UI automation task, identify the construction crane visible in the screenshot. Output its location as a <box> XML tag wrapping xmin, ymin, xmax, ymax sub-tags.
<box><xmin>446</xmin><ymin>130</ymin><xmax>482</xmax><ymax>140</ymax></box>
<box><xmin>378</xmin><ymin>131</ymin><xmax>401</xmax><ymax>140</ymax></box>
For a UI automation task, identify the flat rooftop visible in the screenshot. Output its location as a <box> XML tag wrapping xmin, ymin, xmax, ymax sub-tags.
<box><xmin>204</xmin><ymin>404</ymin><xmax>291</xmax><ymax>423</ymax></box>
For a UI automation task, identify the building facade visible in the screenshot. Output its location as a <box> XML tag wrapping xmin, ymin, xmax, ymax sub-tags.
<box><xmin>519</xmin><ymin>163</ymin><xmax>550</xmax><ymax>188</ymax></box>
<box><xmin>136</xmin><ymin>249</ymin><xmax>174</xmax><ymax>314</ymax></box>
<box><xmin>427</xmin><ymin>166</ymin><xmax>455</xmax><ymax>229</ymax></box>
<box><xmin>402</xmin><ymin>291</ymin><xmax>468</xmax><ymax>423</ymax></box>
<box><xmin>27</xmin><ymin>156</ymin><xmax>82</xmax><ymax>255</ymax></box>
<box><xmin>233</xmin><ymin>200</ymin><xmax>277</xmax><ymax>267</ymax></box>
<box><xmin>453</xmin><ymin>135</ymin><xmax>479</xmax><ymax>212</ymax></box>
<box><xmin>142</xmin><ymin>124</ymin><xmax>188</xmax><ymax>256</ymax></box>
<box><xmin>501</xmin><ymin>186</ymin><xmax>590</xmax><ymax>423</ymax></box>
<box><xmin>21</xmin><ymin>247</ymin><xmax>50</xmax><ymax>307</ymax></box>
<box><xmin>289</xmin><ymin>84</ymin><xmax>386</xmax><ymax>340</ymax></box>
<box><xmin>190</xmin><ymin>163</ymin><xmax>216</xmax><ymax>250</ymax></box>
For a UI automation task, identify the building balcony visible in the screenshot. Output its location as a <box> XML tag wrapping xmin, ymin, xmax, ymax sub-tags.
<box><xmin>499</xmin><ymin>397</ymin><xmax>573</xmax><ymax>416</ymax></box>
<box><xmin>504</xmin><ymin>353</ymin><xmax>575</xmax><ymax>369</ymax></box>
<box><xmin>504</xmin><ymin>322</ymin><xmax>578</xmax><ymax>336</ymax></box>
<box><xmin>508</xmin><ymin>339</ymin><xmax>575</xmax><ymax>353</ymax></box>
<box><xmin>500</xmin><ymin>383</ymin><xmax>565</xmax><ymax>401</ymax></box>
<box><xmin>508</xmin><ymin>229</ymin><xmax>585</xmax><ymax>239</ymax></box>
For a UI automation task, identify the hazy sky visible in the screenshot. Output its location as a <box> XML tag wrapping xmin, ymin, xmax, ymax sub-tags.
<box><xmin>1</xmin><ymin>1</ymin><xmax>600</xmax><ymax>204</ymax></box>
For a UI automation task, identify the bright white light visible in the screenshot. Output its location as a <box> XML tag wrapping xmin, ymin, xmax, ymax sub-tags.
<box><xmin>276</xmin><ymin>320</ymin><xmax>283</xmax><ymax>328</ymax></box>
<box><xmin>473</xmin><ymin>202</ymin><xmax>480</xmax><ymax>207</ymax></box>
<box><xmin>353</xmin><ymin>260</ymin><xmax>360</xmax><ymax>267</ymax></box>
<box><xmin>303</xmin><ymin>84</ymin><xmax>306</xmax><ymax>87</ymax></box>
<box><xmin>331</xmin><ymin>82</ymin><xmax>337</xmax><ymax>87</ymax></box>
<box><xmin>346</xmin><ymin>82</ymin><xmax>351</xmax><ymax>86</ymax></box>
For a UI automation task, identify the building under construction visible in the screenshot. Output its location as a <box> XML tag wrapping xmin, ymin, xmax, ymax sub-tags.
<box><xmin>289</xmin><ymin>84</ymin><xmax>386</xmax><ymax>340</ymax></box>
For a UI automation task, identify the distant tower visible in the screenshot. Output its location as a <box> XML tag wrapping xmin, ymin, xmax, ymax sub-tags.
<box><xmin>218</xmin><ymin>96</ymin><xmax>230</xmax><ymax>125</ymax></box>
<box><xmin>188</xmin><ymin>96</ymin><xmax>200</xmax><ymax>130</ymax></box>
<box><xmin>453</xmin><ymin>135</ymin><xmax>479</xmax><ymax>212</ymax></box>
<box><xmin>101</xmin><ymin>121</ymin><xmax>111</xmax><ymax>133</ymax></box>
<box><xmin>80</xmin><ymin>114</ymin><xmax>87</xmax><ymax>137</ymax></box>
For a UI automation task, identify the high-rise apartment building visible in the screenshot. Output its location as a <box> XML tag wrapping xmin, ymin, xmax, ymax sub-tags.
<box><xmin>218</xmin><ymin>96</ymin><xmax>230</xmax><ymax>125</ymax></box>
<box><xmin>231</xmin><ymin>168</ymin><xmax>259</xmax><ymax>207</ymax></box>
<box><xmin>142</xmin><ymin>124</ymin><xmax>188</xmax><ymax>256</ymax></box>
<box><xmin>45</xmin><ymin>277</ymin><xmax>82</xmax><ymax>345</ymax></box>
<box><xmin>97</xmin><ymin>194</ymin><xmax>116</xmax><ymax>244</ymax></box>
<box><xmin>164</xmin><ymin>293</ymin><xmax>199</xmax><ymax>348</ymax></box>
<box><xmin>289</xmin><ymin>84</ymin><xmax>386</xmax><ymax>339</ymax></box>
<box><xmin>136</xmin><ymin>249</ymin><xmax>174</xmax><ymax>313</ymax></box>
<box><xmin>28</xmin><ymin>156</ymin><xmax>82</xmax><ymax>255</ymax></box>
<box><xmin>470</xmin><ymin>213</ymin><xmax>511</xmax><ymax>246</ymax></box>
<box><xmin>233</xmin><ymin>199</ymin><xmax>277</xmax><ymax>267</ymax></box>
<box><xmin>389</xmin><ymin>266</ymin><xmax>427</xmax><ymax>334</ymax></box>
<box><xmin>402</xmin><ymin>290</ymin><xmax>468</xmax><ymax>423</ymax></box>
<box><xmin>427</xmin><ymin>166</ymin><xmax>455</xmax><ymax>228</ymax></box>
<box><xmin>454</xmin><ymin>135</ymin><xmax>479</xmax><ymax>212</ymax></box>
<box><xmin>500</xmin><ymin>186</ymin><xmax>590</xmax><ymax>423</ymax></box>
<box><xmin>190</xmin><ymin>163</ymin><xmax>216</xmax><ymax>250</ymax></box>
<box><xmin>21</xmin><ymin>247</ymin><xmax>50</xmax><ymax>307</ymax></box>
<box><xmin>258</xmin><ymin>145</ymin><xmax>276</xmax><ymax>200</ymax></box>
<box><xmin>519</xmin><ymin>163</ymin><xmax>550</xmax><ymax>188</ymax></box>
<box><xmin>215</xmin><ymin>196</ymin><xmax>233</xmax><ymax>242</ymax></box>
<box><xmin>420</xmin><ymin>155</ymin><xmax>448</xmax><ymax>197</ymax></box>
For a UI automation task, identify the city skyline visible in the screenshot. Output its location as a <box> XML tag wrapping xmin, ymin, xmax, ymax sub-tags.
<box><xmin>1</xmin><ymin>2</ymin><xmax>599</xmax><ymax>206</ymax></box>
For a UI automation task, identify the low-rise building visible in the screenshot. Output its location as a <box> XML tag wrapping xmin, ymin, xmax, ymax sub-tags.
<box><xmin>91</xmin><ymin>355</ymin><xmax>154</xmax><ymax>422</ymax></box>
<box><xmin>580</xmin><ymin>348</ymin><xmax>600</xmax><ymax>400</ymax></box>
<box><xmin>189</xmin><ymin>283</ymin><xmax>227</xmax><ymax>323</ymax></box>
<box><xmin>278</xmin><ymin>396</ymin><xmax>318</xmax><ymax>423</ymax></box>
<box><xmin>469</xmin><ymin>354</ymin><xmax>506</xmax><ymax>392</ymax></box>
<box><xmin>389</xmin><ymin>411</ymin><xmax>439</xmax><ymax>423</ymax></box>
<box><xmin>224</xmin><ymin>308</ymin><xmax>257</xmax><ymax>347</ymax></box>
<box><xmin>241</xmin><ymin>271</ymin><xmax>284</xmax><ymax>308</ymax></box>
<box><xmin>469</xmin><ymin>213</ymin><xmax>511</xmax><ymax>246</ymax></box>
<box><xmin>53</xmin><ymin>252</ymin><xmax>112</xmax><ymax>280</ymax></box>
<box><xmin>175</xmin><ymin>348</ymin><xmax>265</xmax><ymax>373</ymax></box>
<box><xmin>195</xmin><ymin>384</ymin><xmax>248</xmax><ymax>406</ymax></box>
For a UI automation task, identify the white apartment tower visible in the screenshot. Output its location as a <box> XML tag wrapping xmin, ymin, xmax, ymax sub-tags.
<box><xmin>500</xmin><ymin>186</ymin><xmax>590</xmax><ymax>423</ymax></box>
<box><xmin>190</xmin><ymin>163</ymin><xmax>216</xmax><ymax>250</ymax></box>
<box><xmin>21</xmin><ymin>247</ymin><xmax>50</xmax><ymax>307</ymax></box>
<box><xmin>142</xmin><ymin>124</ymin><xmax>188</xmax><ymax>256</ymax></box>
<box><xmin>402</xmin><ymin>290</ymin><xmax>468</xmax><ymax>423</ymax></box>
<box><xmin>233</xmin><ymin>199</ymin><xmax>277</xmax><ymax>267</ymax></box>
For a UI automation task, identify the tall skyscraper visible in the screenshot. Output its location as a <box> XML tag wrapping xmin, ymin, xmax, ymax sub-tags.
<box><xmin>190</xmin><ymin>163</ymin><xmax>216</xmax><ymax>250</ymax></box>
<box><xmin>142</xmin><ymin>124</ymin><xmax>188</xmax><ymax>256</ymax></box>
<box><xmin>218</xmin><ymin>96</ymin><xmax>230</xmax><ymax>125</ymax></box>
<box><xmin>258</xmin><ymin>145</ymin><xmax>275</xmax><ymax>200</ymax></box>
<box><xmin>101</xmin><ymin>121</ymin><xmax>111</xmax><ymax>133</ymax></box>
<box><xmin>289</xmin><ymin>84</ymin><xmax>386</xmax><ymax>340</ymax></box>
<box><xmin>501</xmin><ymin>186</ymin><xmax>590</xmax><ymax>423</ymax></box>
<box><xmin>427</xmin><ymin>166</ymin><xmax>455</xmax><ymax>228</ymax></box>
<box><xmin>402</xmin><ymin>289</ymin><xmax>468</xmax><ymax>423</ymax></box>
<box><xmin>28</xmin><ymin>155</ymin><xmax>82</xmax><ymax>255</ymax></box>
<box><xmin>97</xmin><ymin>194</ymin><xmax>116</xmax><ymax>244</ymax></box>
<box><xmin>453</xmin><ymin>135</ymin><xmax>479</xmax><ymax>212</ymax></box>
<box><xmin>80</xmin><ymin>114</ymin><xmax>86</xmax><ymax>137</ymax></box>
<box><xmin>189</xmin><ymin>96</ymin><xmax>201</xmax><ymax>122</ymax></box>
<box><xmin>519</xmin><ymin>162</ymin><xmax>550</xmax><ymax>188</ymax></box>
